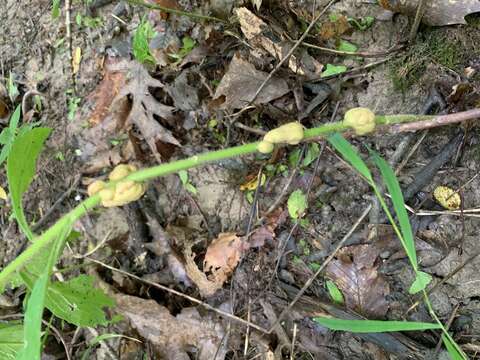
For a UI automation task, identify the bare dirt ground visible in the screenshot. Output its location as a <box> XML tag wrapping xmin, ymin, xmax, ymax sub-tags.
<box><xmin>1</xmin><ymin>0</ymin><xmax>480</xmax><ymax>359</ymax></box>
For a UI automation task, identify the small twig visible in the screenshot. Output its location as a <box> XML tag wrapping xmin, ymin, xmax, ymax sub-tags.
<box><xmin>395</xmin><ymin>131</ymin><xmax>427</xmax><ymax>175</ymax></box>
<box><xmin>290</xmin><ymin>322</ymin><xmax>298</xmax><ymax>360</ymax></box>
<box><xmin>267</xmin><ymin>205</ymin><xmax>371</xmax><ymax>333</ymax></box>
<box><xmin>409</xmin><ymin>0</ymin><xmax>427</xmax><ymax>42</ymax></box>
<box><xmin>387</xmin><ymin>108</ymin><xmax>480</xmax><ymax>133</ymax></box>
<box><xmin>433</xmin><ymin>304</ymin><xmax>459</xmax><ymax>356</ymax></box>
<box><xmin>86</xmin><ymin>257</ymin><xmax>269</xmax><ymax>333</ymax></box>
<box><xmin>300</xmin><ymin>42</ymin><xmax>404</xmax><ymax>58</ymax></box>
<box><xmin>65</xmin><ymin>0</ymin><xmax>75</xmax><ymax>93</ymax></box>
<box><xmin>126</xmin><ymin>0</ymin><xmax>226</xmax><ymax>23</ymax></box>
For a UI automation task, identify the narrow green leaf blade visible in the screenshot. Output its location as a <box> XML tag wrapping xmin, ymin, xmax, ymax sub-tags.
<box><xmin>314</xmin><ymin>317</ymin><xmax>441</xmax><ymax>333</ymax></box>
<box><xmin>326</xmin><ymin>280</ymin><xmax>344</xmax><ymax>304</ymax></box>
<box><xmin>327</xmin><ymin>133</ymin><xmax>373</xmax><ymax>182</ymax></box>
<box><xmin>370</xmin><ymin>150</ymin><xmax>417</xmax><ymax>267</ymax></box>
<box><xmin>16</xmin><ymin>274</ymin><xmax>48</xmax><ymax>360</ymax></box>
<box><xmin>7</xmin><ymin>127</ymin><xmax>51</xmax><ymax>240</ymax></box>
<box><xmin>0</xmin><ymin>322</ymin><xmax>23</xmax><ymax>360</ymax></box>
<box><xmin>442</xmin><ymin>334</ymin><xmax>467</xmax><ymax>360</ymax></box>
<box><xmin>409</xmin><ymin>271</ymin><xmax>432</xmax><ymax>294</ymax></box>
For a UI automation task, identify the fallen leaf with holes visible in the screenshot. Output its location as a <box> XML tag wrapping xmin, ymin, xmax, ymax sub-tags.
<box><xmin>184</xmin><ymin>233</ymin><xmax>260</xmax><ymax>297</ymax></box>
<box><xmin>319</xmin><ymin>15</ymin><xmax>351</xmax><ymax>40</ymax></box>
<box><xmin>113</xmin><ymin>61</ymin><xmax>180</xmax><ymax>161</ymax></box>
<box><xmin>326</xmin><ymin>244</ymin><xmax>389</xmax><ymax>318</ymax></box>
<box><xmin>235</xmin><ymin>7</ymin><xmax>323</xmax><ymax>78</ymax></box>
<box><xmin>379</xmin><ymin>0</ymin><xmax>480</xmax><ymax>26</ymax></box>
<box><xmin>213</xmin><ymin>53</ymin><xmax>290</xmax><ymax>109</ymax></box>
<box><xmin>115</xmin><ymin>294</ymin><xmax>227</xmax><ymax>360</ymax></box>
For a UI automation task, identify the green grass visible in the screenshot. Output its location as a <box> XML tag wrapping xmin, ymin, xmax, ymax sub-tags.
<box><xmin>323</xmin><ymin>134</ymin><xmax>467</xmax><ymax>359</ymax></box>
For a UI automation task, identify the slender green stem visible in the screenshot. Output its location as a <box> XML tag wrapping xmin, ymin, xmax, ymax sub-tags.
<box><xmin>126</xmin><ymin>0</ymin><xmax>227</xmax><ymax>23</ymax></box>
<box><xmin>0</xmin><ymin>112</ymin><xmax>449</xmax><ymax>290</ymax></box>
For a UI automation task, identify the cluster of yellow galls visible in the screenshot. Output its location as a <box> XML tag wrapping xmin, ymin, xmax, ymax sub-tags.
<box><xmin>87</xmin><ymin>164</ymin><xmax>146</xmax><ymax>207</ymax></box>
<box><xmin>257</xmin><ymin>107</ymin><xmax>376</xmax><ymax>154</ymax></box>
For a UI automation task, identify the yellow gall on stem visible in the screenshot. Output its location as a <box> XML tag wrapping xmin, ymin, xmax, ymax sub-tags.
<box><xmin>263</xmin><ymin>122</ymin><xmax>304</xmax><ymax>145</ymax></box>
<box><xmin>109</xmin><ymin>164</ymin><xmax>137</xmax><ymax>181</ymax></box>
<box><xmin>87</xmin><ymin>180</ymin><xmax>106</xmax><ymax>197</ymax></box>
<box><xmin>343</xmin><ymin>107</ymin><xmax>376</xmax><ymax>135</ymax></box>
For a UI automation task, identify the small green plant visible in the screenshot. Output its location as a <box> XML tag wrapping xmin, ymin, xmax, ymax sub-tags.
<box><xmin>178</xmin><ymin>170</ymin><xmax>198</xmax><ymax>195</ymax></box>
<box><xmin>287</xmin><ymin>189</ymin><xmax>307</xmax><ymax>219</ymax></box>
<box><xmin>321</xmin><ymin>64</ymin><xmax>347</xmax><ymax>77</ymax></box>
<box><xmin>168</xmin><ymin>36</ymin><xmax>196</xmax><ymax>64</ymax></box>
<box><xmin>132</xmin><ymin>18</ymin><xmax>157</xmax><ymax>65</ymax></box>
<box><xmin>52</xmin><ymin>0</ymin><xmax>60</xmax><ymax>18</ymax></box>
<box><xmin>326</xmin><ymin>280</ymin><xmax>344</xmax><ymax>304</ymax></box>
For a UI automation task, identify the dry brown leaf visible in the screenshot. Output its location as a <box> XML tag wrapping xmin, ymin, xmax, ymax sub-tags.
<box><xmin>204</xmin><ymin>233</ymin><xmax>246</xmax><ymax>275</ymax></box>
<box><xmin>379</xmin><ymin>0</ymin><xmax>480</xmax><ymax>26</ymax></box>
<box><xmin>184</xmin><ymin>245</ymin><xmax>224</xmax><ymax>297</ymax></box>
<box><xmin>113</xmin><ymin>61</ymin><xmax>180</xmax><ymax>161</ymax></box>
<box><xmin>115</xmin><ymin>294</ymin><xmax>227</xmax><ymax>360</ymax></box>
<box><xmin>235</xmin><ymin>7</ymin><xmax>323</xmax><ymax>78</ymax></box>
<box><xmin>326</xmin><ymin>244</ymin><xmax>390</xmax><ymax>318</ymax></box>
<box><xmin>213</xmin><ymin>53</ymin><xmax>290</xmax><ymax>109</ymax></box>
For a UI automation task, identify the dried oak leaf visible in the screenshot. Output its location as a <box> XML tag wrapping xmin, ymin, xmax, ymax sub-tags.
<box><xmin>213</xmin><ymin>53</ymin><xmax>290</xmax><ymax>109</ymax></box>
<box><xmin>326</xmin><ymin>244</ymin><xmax>390</xmax><ymax>318</ymax></box>
<box><xmin>113</xmin><ymin>61</ymin><xmax>180</xmax><ymax>161</ymax></box>
<box><xmin>379</xmin><ymin>0</ymin><xmax>480</xmax><ymax>26</ymax></box>
<box><xmin>115</xmin><ymin>294</ymin><xmax>227</xmax><ymax>360</ymax></box>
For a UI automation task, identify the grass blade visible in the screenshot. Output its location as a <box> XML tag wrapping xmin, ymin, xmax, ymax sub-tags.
<box><xmin>327</xmin><ymin>133</ymin><xmax>373</xmax><ymax>183</ymax></box>
<box><xmin>314</xmin><ymin>317</ymin><xmax>441</xmax><ymax>333</ymax></box>
<box><xmin>442</xmin><ymin>334</ymin><xmax>466</xmax><ymax>360</ymax></box>
<box><xmin>7</xmin><ymin>127</ymin><xmax>51</xmax><ymax>240</ymax></box>
<box><xmin>369</xmin><ymin>149</ymin><xmax>417</xmax><ymax>268</ymax></box>
<box><xmin>16</xmin><ymin>224</ymin><xmax>71</xmax><ymax>360</ymax></box>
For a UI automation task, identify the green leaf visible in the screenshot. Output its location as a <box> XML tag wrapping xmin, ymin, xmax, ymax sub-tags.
<box><xmin>370</xmin><ymin>150</ymin><xmax>417</xmax><ymax>268</ymax></box>
<box><xmin>327</xmin><ymin>133</ymin><xmax>373</xmax><ymax>182</ymax></box>
<box><xmin>321</xmin><ymin>64</ymin><xmax>347</xmax><ymax>78</ymax></box>
<box><xmin>16</xmin><ymin>273</ymin><xmax>49</xmax><ymax>360</ymax></box>
<box><xmin>0</xmin><ymin>322</ymin><xmax>23</xmax><ymax>360</ymax></box>
<box><xmin>45</xmin><ymin>275</ymin><xmax>115</xmax><ymax>327</ymax></box>
<box><xmin>326</xmin><ymin>280</ymin><xmax>344</xmax><ymax>304</ymax></box>
<box><xmin>303</xmin><ymin>143</ymin><xmax>320</xmax><ymax>167</ymax></box>
<box><xmin>52</xmin><ymin>0</ymin><xmax>60</xmax><ymax>18</ymax></box>
<box><xmin>178</xmin><ymin>170</ymin><xmax>188</xmax><ymax>185</ymax></box>
<box><xmin>0</xmin><ymin>106</ymin><xmax>21</xmax><ymax>166</ymax></box>
<box><xmin>442</xmin><ymin>334</ymin><xmax>467</xmax><ymax>360</ymax></box>
<box><xmin>337</xmin><ymin>40</ymin><xmax>357</xmax><ymax>53</ymax></box>
<box><xmin>132</xmin><ymin>18</ymin><xmax>156</xmax><ymax>65</ymax></box>
<box><xmin>184</xmin><ymin>183</ymin><xmax>198</xmax><ymax>195</ymax></box>
<box><xmin>7</xmin><ymin>127</ymin><xmax>51</xmax><ymax>240</ymax></box>
<box><xmin>409</xmin><ymin>271</ymin><xmax>432</xmax><ymax>294</ymax></box>
<box><xmin>7</xmin><ymin>73</ymin><xmax>19</xmax><ymax>102</ymax></box>
<box><xmin>17</xmin><ymin>224</ymin><xmax>70</xmax><ymax>360</ymax></box>
<box><xmin>288</xmin><ymin>189</ymin><xmax>307</xmax><ymax>219</ymax></box>
<box><xmin>314</xmin><ymin>317</ymin><xmax>441</xmax><ymax>333</ymax></box>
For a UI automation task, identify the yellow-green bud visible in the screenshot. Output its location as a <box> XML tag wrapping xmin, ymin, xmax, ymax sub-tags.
<box><xmin>343</xmin><ymin>107</ymin><xmax>376</xmax><ymax>135</ymax></box>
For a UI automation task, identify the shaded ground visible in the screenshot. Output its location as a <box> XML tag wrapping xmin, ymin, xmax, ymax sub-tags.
<box><xmin>1</xmin><ymin>0</ymin><xmax>480</xmax><ymax>359</ymax></box>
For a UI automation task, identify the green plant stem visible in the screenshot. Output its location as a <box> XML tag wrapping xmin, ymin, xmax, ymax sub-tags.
<box><xmin>0</xmin><ymin>112</ymin><xmax>449</xmax><ymax>290</ymax></box>
<box><xmin>126</xmin><ymin>0</ymin><xmax>227</xmax><ymax>23</ymax></box>
<box><xmin>422</xmin><ymin>291</ymin><xmax>467</xmax><ymax>359</ymax></box>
